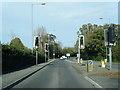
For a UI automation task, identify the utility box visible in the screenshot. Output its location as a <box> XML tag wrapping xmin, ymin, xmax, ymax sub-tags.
<box><xmin>87</xmin><ymin>60</ymin><xmax>93</xmax><ymax>72</ymax></box>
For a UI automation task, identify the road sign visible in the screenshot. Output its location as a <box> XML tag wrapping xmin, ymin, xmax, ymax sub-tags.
<box><xmin>87</xmin><ymin>60</ymin><xmax>93</xmax><ymax>72</ymax></box>
<box><xmin>88</xmin><ymin>60</ymin><xmax>93</xmax><ymax>65</ymax></box>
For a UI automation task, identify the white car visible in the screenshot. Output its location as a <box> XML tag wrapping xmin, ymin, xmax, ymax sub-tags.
<box><xmin>60</xmin><ymin>56</ymin><xmax>67</xmax><ymax>60</ymax></box>
<box><xmin>60</xmin><ymin>57</ymin><xmax>63</xmax><ymax>59</ymax></box>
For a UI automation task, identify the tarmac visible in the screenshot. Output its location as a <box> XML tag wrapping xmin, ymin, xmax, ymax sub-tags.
<box><xmin>1</xmin><ymin>59</ymin><xmax>120</xmax><ymax>89</ymax></box>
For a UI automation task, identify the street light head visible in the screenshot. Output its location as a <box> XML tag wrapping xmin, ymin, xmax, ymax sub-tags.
<box><xmin>41</xmin><ymin>2</ymin><xmax>46</xmax><ymax>5</ymax></box>
<box><xmin>100</xmin><ymin>18</ymin><xmax>103</xmax><ymax>19</ymax></box>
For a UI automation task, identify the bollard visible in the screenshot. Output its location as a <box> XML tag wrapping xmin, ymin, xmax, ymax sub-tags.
<box><xmin>80</xmin><ymin>58</ymin><xmax>83</xmax><ymax>63</ymax></box>
<box><xmin>87</xmin><ymin>60</ymin><xmax>93</xmax><ymax>72</ymax></box>
<box><xmin>101</xmin><ymin>60</ymin><xmax>105</xmax><ymax>68</ymax></box>
<box><xmin>105</xmin><ymin>59</ymin><xmax>107</xmax><ymax>64</ymax></box>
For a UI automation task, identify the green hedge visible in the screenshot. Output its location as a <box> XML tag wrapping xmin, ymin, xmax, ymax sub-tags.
<box><xmin>2</xmin><ymin>44</ymin><xmax>45</xmax><ymax>74</ymax></box>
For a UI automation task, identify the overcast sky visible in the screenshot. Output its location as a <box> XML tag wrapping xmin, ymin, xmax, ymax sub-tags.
<box><xmin>1</xmin><ymin>1</ymin><xmax>118</xmax><ymax>48</ymax></box>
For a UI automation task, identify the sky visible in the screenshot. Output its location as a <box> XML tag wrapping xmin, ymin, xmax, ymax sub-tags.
<box><xmin>1</xmin><ymin>1</ymin><xmax>118</xmax><ymax>48</ymax></box>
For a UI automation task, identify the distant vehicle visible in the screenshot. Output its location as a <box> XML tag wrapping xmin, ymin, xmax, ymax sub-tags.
<box><xmin>60</xmin><ymin>56</ymin><xmax>67</xmax><ymax>60</ymax></box>
<box><xmin>62</xmin><ymin>56</ymin><xmax>67</xmax><ymax>59</ymax></box>
<box><xmin>60</xmin><ymin>57</ymin><xmax>63</xmax><ymax>59</ymax></box>
<box><xmin>66</xmin><ymin>53</ymin><xmax>70</xmax><ymax>58</ymax></box>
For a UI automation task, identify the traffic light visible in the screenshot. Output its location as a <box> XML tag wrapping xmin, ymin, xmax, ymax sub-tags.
<box><xmin>34</xmin><ymin>36</ymin><xmax>39</xmax><ymax>49</ymax></box>
<box><xmin>104</xmin><ymin>24</ymin><xmax>116</xmax><ymax>46</ymax></box>
<box><xmin>45</xmin><ymin>43</ymin><xmax>48</xmax><ymax>52</ymax></box>
<box><xmin>80</xmin><ymin>36</ymin><xmax>83</xmax><ymax>46</ymax></box>
<box><xmin>104</xmin><ymin>29</ymin><xmax>109</xmax><ymax>46</ymax></box>
<box><xmin>107</xmin><ymin>24</ymin><xmax>116</xmax><ymax>45</ymax></box>
<box><xmin>80</xmin><ymin>35</ymin><xmax>85</xmax><ymax>49</ymax></box>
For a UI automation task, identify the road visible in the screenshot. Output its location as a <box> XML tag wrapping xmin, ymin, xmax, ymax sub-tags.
<box><xmin>12</xmin><ymin>59</ymin><xmax>96</xmax><ymax>88</ymax></box>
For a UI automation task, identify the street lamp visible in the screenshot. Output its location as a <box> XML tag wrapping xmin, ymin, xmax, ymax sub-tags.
<box><xmin>99</xmin><ymin>17</ymin><xmax>113</xmax><ymax>70</ymax></box>
<box><xmin>32</xmin><ymin>2</ymin><xmax>46</xmax><ymax>50</ymax></box>
<box><xmin>31</xmin><ymin>2</ymin><xmax>46</xmax><ymax>65</ymax></box>
<box><xmin>99</xmin><ymin>18</ymin><xmax>108</xmax><ymax>63</ymax></box>
<box><xmin>99</xmin><ymin>18</ymin><xmax>110</xmax><ymax>26</ymax></box>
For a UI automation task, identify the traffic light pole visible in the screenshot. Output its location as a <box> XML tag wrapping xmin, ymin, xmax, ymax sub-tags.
<box><xmin>36</xmin><ymin>50</ymin><xmax>38</xmax><ymax>65</ymax></box>
<box><xmin>109</xmin><ymin>46</ymin><xmax>112</xmax><ymax>70</ymax></box>
<box><xmin>45</xmin><ymin>51</ymin><xmax>46</xmax><ymax>63</ymax></box>
<box><xmin>78</xmin><ymin>35</ymin><xmax>80</xmax><ymax>63</ymax></box>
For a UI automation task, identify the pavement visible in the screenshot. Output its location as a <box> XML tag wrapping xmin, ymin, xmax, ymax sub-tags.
<box><xmin>67</xmin><ymin>58</ymin><xmax>120</xmax><ymax>88</ymax></box>
<box><xmin>1</xmin><ymin>60</ymin><xmax>55</xmax><ymax>89</ymax></box>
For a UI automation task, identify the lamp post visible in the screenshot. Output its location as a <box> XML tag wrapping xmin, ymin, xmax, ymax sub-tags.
<box><xmin>100</xmin><ymin>17</ymin><xmax>113</xmax><ymax>70</ymax></box>
<box><xmin>32</xmin><ymin>2</ymin><xmax>46</xmax><ymax>64</ymax></box>
<box><xmin>100</xmin><ymin>18</ymin><xmax>108</xmax><ymax>63</ymax></box>
<box><xmin>32</xmin><ymin>2</ymin><xmax>46</xmax><ymax>51</ymax></box>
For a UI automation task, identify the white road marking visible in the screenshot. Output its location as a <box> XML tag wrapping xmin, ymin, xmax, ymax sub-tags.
<box><xmin>84</xmin><ymin>76</ymin><xmax>103</xmax><ymax>88</ymax></box>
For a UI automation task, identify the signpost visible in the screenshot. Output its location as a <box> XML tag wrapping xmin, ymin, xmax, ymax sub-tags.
<box><xmin>87</xmin><ymin>60</ymin><xmax>93</xmax><ymax>72</ymax></box>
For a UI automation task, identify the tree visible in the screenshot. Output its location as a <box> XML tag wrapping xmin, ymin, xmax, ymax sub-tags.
<box><xmin>80</xmin><ymin>24</ymin><xmax>88</xmax><ymax>34</ymax></box>
<box><xmin>10</xmin><ymin>37</ymin><xmax>24</xmax><ymax>49</ymax></box>
<box><xmin>75</xmin><ymin>24</ymin><xmax>119</xmax><ymax>61</ymax></box>
<box><xmin>61</xmin><ymin>47</ymin><xmax>77</xmax><ymax>57</ymax></box>
<box><xmin>49</xmin><ymin>34</ymin><xmax>56</xmax><ymax>44</ymax></box>
<box><xmin>93</xmin><ymin>24</ymin><xmax>98</xmax><ymax>31</ymax></box>
<box><xmin>34</xmin><ymin>26</ymin><xmax>47</xmax><ymax>51</ymax></box>
<box><xmin>87</xmin><ymin>23</ymin><xmax>93</xmax><ymax>32</ymax></box>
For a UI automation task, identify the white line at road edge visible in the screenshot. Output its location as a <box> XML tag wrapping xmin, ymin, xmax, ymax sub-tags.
<box><xmin>84</xmin><ymin>76</ymin><xmax>103</xmax><ymax>88</ymax></box>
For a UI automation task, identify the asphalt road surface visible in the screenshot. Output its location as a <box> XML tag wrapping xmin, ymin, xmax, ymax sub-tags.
<box><xmin>12</xmin><ymin>59</ymin><xmax>96</xmax><ymax>88</ymax></box>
